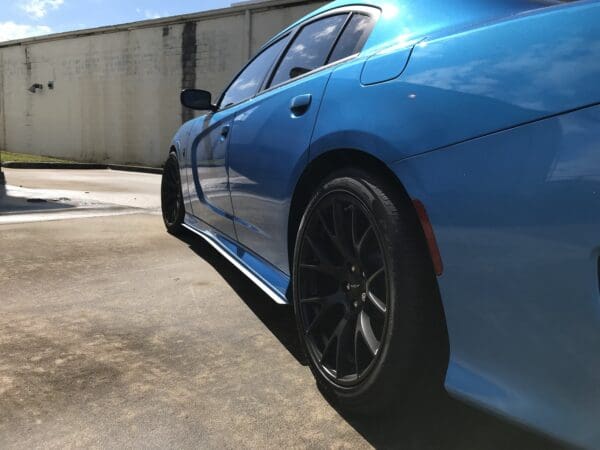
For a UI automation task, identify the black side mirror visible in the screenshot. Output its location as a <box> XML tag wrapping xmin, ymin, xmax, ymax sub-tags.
<box><xmin>180</xmin><ymin>89</ymin><xmax>217</xmax><ymax>111</ymax></box>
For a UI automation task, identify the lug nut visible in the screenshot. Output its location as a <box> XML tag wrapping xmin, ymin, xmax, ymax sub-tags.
<box><xmin>361</xmin><ymin>292</ymin><xmax>367</xmax><ymax>302</ymax></box>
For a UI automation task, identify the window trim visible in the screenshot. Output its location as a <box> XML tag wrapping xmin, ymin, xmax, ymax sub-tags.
<box><xmin>324</xmin><ymin>11</ymin><xmax>378</xmax><ymax>66</ymax></box>
<box><xmin>265</xmin><ymin>12</ymin><xmax>350</xmax><ymax>90</ymax></box>
<box><xmin>217</xmin><ymin>5</ymin><xmax>380</xmax><ymax>111</ymax></box>
<box><xmin>263</xmin><ymin>5</ymin><xmax>380</xmax><ymax>92</ymax></box>
<box><xmin>217</xmin><ymin>33</ymin><xmax>291</xmax><ymax>110</ymax></box>
<box><xmin>324</xmin><ymin>13</ymin><xmax>353</xmax><ymax>66</ymax></box>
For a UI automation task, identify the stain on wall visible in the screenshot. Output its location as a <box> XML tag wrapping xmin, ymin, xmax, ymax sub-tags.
<box><xmin>181</xmin><ymin>22</ymin><xmax>197</xmax><ymax>125</ymax></box>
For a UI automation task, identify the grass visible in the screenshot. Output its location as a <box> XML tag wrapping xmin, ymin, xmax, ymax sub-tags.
<box><xmin>0</xmin><ymin>150</ymin><xmax>74</xmax><ymax>164</ymax></box>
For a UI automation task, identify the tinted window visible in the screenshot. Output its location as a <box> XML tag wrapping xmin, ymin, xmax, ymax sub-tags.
<box><xmin>221</xmin><ymin>37</ymin><xmax>288</xmax><ymax>108</ymax></box>
<box><xmin>328</xmin><ymin>14</ymin><xmax>376</xmax><ymax>63</ymax></box>
<box><xmin>270</xmin><ymin>14</ymin><xmax>347</xmax><ymax>87</ymax></box>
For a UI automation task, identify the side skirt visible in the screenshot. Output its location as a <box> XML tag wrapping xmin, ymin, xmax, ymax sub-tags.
<box><xmin>182</xmin><ymin>215</ymin><xmax>290</xmax><ymax>305</ymax></box>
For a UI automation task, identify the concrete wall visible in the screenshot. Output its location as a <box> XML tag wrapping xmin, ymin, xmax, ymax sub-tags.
<box><xmin>0</xmin><ymin>0</ymin><xmax>327</xmax><ymax>166</ymax></box>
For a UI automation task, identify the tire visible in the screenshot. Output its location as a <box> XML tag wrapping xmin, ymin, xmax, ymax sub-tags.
<box><xmin>161</xmin><ymin>152</ymin><xmax>185</xmax><ymax>235</ymax></box>
<box><xmin>292</xmin><ymin>167</ymin><xmax>447</xmax><ymax>413</ymax></box>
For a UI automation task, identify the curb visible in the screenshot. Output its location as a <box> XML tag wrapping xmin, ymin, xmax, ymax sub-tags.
<box><xmin>107</xmin><ymin>164</ymin><xmax>163</xmax><ymax>175</ymax></box>
<box><xmin>1</xmin><ymin>161</ymin><xmax>163</xmax><ymax>174</ymax></box>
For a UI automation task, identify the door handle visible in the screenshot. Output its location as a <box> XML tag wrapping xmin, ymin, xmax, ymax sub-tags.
<box><xmin>220</xmin><ymin>125</ymin><xmax>230</xmax><ymax>139</ymax></box>
<box><xmin>290</xmin><ymin>94</ymin><xmax>312</xmax><ymax>116</ymax></box>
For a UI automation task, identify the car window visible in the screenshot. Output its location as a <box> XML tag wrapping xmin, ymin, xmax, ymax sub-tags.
<box><xmin>269</xmin><ymin>14</ymin><xmax>347</xmax><ymax>87</ymax></box>
<box><xmin>327</xmin><ymin>13</ymin><xmax>376</xmax><ymax>64</ymax></box>
<box><xmin>220</xmin><ymin>37</ymin><xmax>288</xmax><ymax>108</ymax></box>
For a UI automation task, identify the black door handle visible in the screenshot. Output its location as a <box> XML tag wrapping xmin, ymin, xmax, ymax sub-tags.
<box><xmin>290</xmin><ymin>94</ymin><xmax>312</xmax><ymax>116</ymax></box>
<box><xmin>220</xmin><ymin>125</ymin><xmax>230</xmax><ymax>138</ymax></box>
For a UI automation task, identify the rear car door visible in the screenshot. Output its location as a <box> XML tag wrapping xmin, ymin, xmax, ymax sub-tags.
<box><xmin>187</xmin><ymin>38</ymin><xmax>288</xmax><ymax>239</ymax></box>
<box><xmin>227</xmin><ymin>10</ymin><xmax>378</xmax><ymax>273</ymax></box>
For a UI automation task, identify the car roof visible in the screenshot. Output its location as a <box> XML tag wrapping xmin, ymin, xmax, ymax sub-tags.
<box><xmin>264</xmin><ymin>0</ymin><xmax>566</xmax><ymax>51</ymax></box>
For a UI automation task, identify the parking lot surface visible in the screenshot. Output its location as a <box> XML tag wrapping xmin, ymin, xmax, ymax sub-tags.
<box><xmin>0</xmin><ymin>169</ymin><xmax>565</xmax><ymax>449</ymax></box>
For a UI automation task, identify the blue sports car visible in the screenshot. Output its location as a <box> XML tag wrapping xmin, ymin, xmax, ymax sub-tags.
<box><xmin>161</xmin><ymin>0</ymin><xmax>600</xmax><ymax>446</ymax></box>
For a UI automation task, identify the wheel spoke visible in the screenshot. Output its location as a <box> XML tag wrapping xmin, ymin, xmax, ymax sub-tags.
<box><xmin>357</xmin><ymin>225</ymin><xmax>374</xmax><ymax>255</ymax></box>
<box><xmin>332</xmin><ymin>200</ymin><xmax>345</xmax><ymax>241</ymax></box>
<box><xmin>334</xmin><ymin>315</ymin><xmax>355</xmax><ymax>378</ymax></box>
<box><xmin>306</xmin><ymin>303</ymin><xmax>334</xmax><ymax>335</ymax></box>
<box><xmin>356</xmin><ymin>311</ymin><xmax>379</xmax><ymax>356</ymax></box>
<box><xmin>318</xmin><ymin>206</ymin><xmax>353</xmax><ymax>261</ymax></box>
<box><xmin>300</xmin><ymin>292</ymin><xmax>342</xmax><ymax>306</ymax></box>
<box><xmin>305</xmin><ymin>235</ymin><xmax>334</xmax><ymax>268</ymax></box>
<box><xmin>366</xmin><ymin>267</ymin><xmax>384</xmax><ymax>286</ymax></box>
<box><xmin>319</xmin><ymin>315</ymin><xmax>347</xmax><ymax>364</ymax></box>
<box><xmin>300</xmin><ymin>296</ymin><xmax>323</xmax><ymax>305</ymax></box>
<box><xmin>299</xmin><ymin>263</ymin><xmax>344</xmax><ymax>281</ymax></box>
<box><xmin>320</xmin><ymin>332</ymin><xmax>337</xmax><ymax>363</ymax></box>
<box><xmin>365</xmin><ymin>267</ymin><xmax>386</xmax><ymax>314</ymax></box>
<box><xmin>367</xmin><ymin>292</ymin><xmax>387</xmax><ymax>314</ymax></box>
<box><xmin>350</xmin><ymin>205</ymin><xmax>359</xmax><ymax>250</ymax></box>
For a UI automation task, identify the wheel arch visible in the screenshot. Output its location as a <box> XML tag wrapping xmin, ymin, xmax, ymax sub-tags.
<box><xmin>287</xmin><ymin>147</ymin><xmax>450</xmax><ymax>379</ymax></box>
<box><xmin>288</xmin><ymin>148</ymin><xmax>415</xmax><ymax>270</ymax></box>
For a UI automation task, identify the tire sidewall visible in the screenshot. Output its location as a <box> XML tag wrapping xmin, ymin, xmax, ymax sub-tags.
<box><xmin>161</xmin><ymin>152</ymin><xmax>185</xmax><ymax>233</ymax></box>
<box><xmin>293</xmin><ymin>168</ymin><xmax>436</xmax><ymax>409</ymax></box>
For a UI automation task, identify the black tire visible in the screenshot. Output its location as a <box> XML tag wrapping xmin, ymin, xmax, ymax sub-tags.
<box><xmin>161</xmin><ymin>152</ymin><xmax>185</xmax><ymax>235</ymax></box>
<box><xmin>292</xmin><ymin>167</ymin><xmax>447</xmax><ymax>413</ymax></box>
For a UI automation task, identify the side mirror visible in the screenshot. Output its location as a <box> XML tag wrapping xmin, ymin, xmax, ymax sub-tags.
<box><xmin>180</xmin><ymin>89</ymin><xmax>217</xmax><ymax>111</ymax></box>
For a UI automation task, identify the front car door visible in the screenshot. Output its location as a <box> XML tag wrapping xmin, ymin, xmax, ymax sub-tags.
<box><xmin>227</xmin><ymin>9</ymin><xmax>378</xmax><ymax>273</ymax></box>
<box><xmin>187</xmin><ymin>38</ymin><xmax>289</xmax><ymax>239</ymax></box>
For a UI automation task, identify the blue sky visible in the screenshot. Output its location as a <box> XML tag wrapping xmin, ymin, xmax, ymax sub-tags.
<box><xmin>0</xmin><ymin>0</ymin><xmax>233</xmax><ymax>42</ymax></box>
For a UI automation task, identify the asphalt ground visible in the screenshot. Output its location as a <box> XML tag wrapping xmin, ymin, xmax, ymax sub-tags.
<box><xmin>0</xmin><ymin>169</ymin><xmax>567</xmax><ymax>449</ymax></box>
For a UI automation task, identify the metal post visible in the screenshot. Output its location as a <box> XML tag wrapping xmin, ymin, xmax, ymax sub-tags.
<box><xmin>244</xmin><ymin>9</ymin><xmax>252</xmax><ymax>60</ymax></box>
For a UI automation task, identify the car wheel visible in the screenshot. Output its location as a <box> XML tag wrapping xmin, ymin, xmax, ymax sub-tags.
<box><xmin>161</xmin><ymin>152</ymin><xmax>185</xmax><ymax>234</ymax></box>
<box><xmin>292</xmin><ymin>168</ymin><xmax>447</xmax><ymax>413</ymax></box>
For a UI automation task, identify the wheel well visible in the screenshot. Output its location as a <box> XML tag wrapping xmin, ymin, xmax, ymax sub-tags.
<box><xmin>287</xmin><ymin>149</ymin><xmax>412</xmax><ymax>270</ymax></box>
<box><xmin>288</xmin><ymin>149</ymin><xmax>450</xmax><ymax>377</ymax></box>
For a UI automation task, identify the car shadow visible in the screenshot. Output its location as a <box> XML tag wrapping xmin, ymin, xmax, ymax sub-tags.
<box><xmin>178</xmin><ymin>230</ymin><xmax>307</xmax><ymax>366</ymax></box>
<box><xmin>0</xmin><ymin>184</ymin><xmax>76</xmax><ymax>215</ymax></box>
<box><xmin>177</xmin><ymin>230</ymin><xmax>571</xmax><ymax>450</ymax></box>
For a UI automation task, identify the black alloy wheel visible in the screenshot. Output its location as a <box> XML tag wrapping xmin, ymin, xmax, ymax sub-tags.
<box><xmin>293</xmin><ymin>168</ymin><xmax>448</xmax><ymax>413</ymax></box>
<box><xmin>161</xmin><ymin>152</ymin><xmax>185</xmax><ymax>234</ymax></box>
<box><xmin>297</xmin><ymin>191</ymin><xmax>389</xmax><ymax>385</ymax></box>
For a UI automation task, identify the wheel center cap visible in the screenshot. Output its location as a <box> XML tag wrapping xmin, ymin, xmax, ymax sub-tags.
<box><xmin>346</xmin><ymin>273</ymin><xmax>366</xmax><ymax>308</ymax></box>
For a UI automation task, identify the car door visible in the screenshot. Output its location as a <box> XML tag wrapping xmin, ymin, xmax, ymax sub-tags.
<box><xmin>227</xmin><ymin>11</ymin><xmax>378</xmax><ymax>273</ymax></box>
<box><xmin>187</xmin><ymin>37</ymin><xmax>289</xmax><ymax>239</ymax></box>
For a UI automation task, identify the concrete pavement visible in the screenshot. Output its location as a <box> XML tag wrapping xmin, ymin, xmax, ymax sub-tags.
<box><xmin>0</xmin><ymin>169</ymin><xmax>567</xmax><ymax>449</ymax></box>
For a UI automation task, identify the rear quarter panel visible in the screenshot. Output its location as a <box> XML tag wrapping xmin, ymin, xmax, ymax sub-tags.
<box><xmin>392</xmin><ymin>103</ymin><xmax>600</xmax><ymax>449</ymax></box>
<box><xmin>310</xmin><ymin>0</ymin><xmax>600</xmax><ymax>163</ymax></box>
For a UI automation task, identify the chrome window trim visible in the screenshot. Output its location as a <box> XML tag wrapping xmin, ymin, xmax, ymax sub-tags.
<box><xmin>216</xmin><ymin>5</ymin><xmax>380</xmax><ymax>112</ymax></box>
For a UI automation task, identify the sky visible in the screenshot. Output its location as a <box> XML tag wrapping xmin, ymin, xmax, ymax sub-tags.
<box><xmin>0</xmin><ymin>0</ymin><xmax>234</xmax><ymax>42</ymax></box>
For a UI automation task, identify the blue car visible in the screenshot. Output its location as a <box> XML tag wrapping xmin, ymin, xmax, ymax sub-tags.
<box><xmin>161</xmin><ymin>0</ymin><xmax>600</xmax><ymax>446</ymax></box>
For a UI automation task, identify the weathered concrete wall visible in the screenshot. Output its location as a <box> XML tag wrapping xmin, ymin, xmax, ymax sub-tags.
<box><xmin>0</xmin><ymin>0</ymin><xmax>327</xmax><ymax>166</ymax></box>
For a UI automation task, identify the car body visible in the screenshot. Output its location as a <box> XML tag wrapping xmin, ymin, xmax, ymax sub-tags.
<box><xmin>165</xmin><ymin>0</ymin><xmax>600</xmax><ymax>447</ymax></box>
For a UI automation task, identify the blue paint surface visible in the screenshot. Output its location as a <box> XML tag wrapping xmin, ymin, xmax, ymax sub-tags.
<box><xmin>172</xmin><ymin>0</ymin><xmax>600</xmax><ymax>446</ymax></box>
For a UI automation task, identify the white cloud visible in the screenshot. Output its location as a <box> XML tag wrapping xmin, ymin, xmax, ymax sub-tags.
<box><xmin>0</xmin><ymin>21</ymin><xmax>52</xmax><ymax>42</ymax></box>
<box><xmin>136</xmin><ymin>8</ymin><xmax>163</xmax><ymax>20</ymax></box>
<box><xmin>21</xmin><ymin>0</ymin><xmax>65</xmax><ymax>19</ymax></box>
